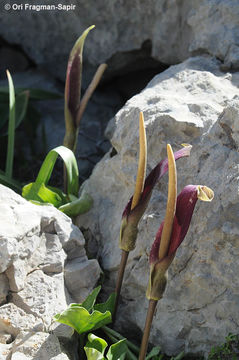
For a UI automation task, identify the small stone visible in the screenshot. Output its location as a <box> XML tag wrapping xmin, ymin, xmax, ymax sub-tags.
<box><xmin>64</xmin><ymin>258</ymin><xmax>101</xmax><ymax>302</ymax></box>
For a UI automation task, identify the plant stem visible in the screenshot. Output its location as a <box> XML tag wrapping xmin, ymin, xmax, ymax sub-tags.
<box><xmin>138</xmin><ymin>299</ymin><xmax>158</xmax><ymax>360</ymax></box>
<box><xmin>76</xmin><ymin>63</ymin><xmax>107</xmax><ymax>127</ymax></box>
<box><xmin>102</xmin><ymin>327</ymin><xmax>137</xmax><ymax>360</ymax></box>
<box><xmin>113</xmin><ymin>249</ymin><xmax>129</xmax><ymax>321</ymax></box>
<box><xmin>78</xmin><ymin>333</ymin><xmax>85</xmax><ymax>360</ymax></box>
<box><xmin>102</xmin><ymin>325</ymin><xmax>140</xmax><ymax>354</ymax></box>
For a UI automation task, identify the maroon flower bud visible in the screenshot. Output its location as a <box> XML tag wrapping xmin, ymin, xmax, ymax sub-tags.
<box><xmin>119</xmin><ymin>145</ymin><xmax>192</xmax><ymax>252</ymax></box>
<box><xmin>147</xmin><ymin>185</ymin><xmax>214</xmax><ymax>300</ymax></box>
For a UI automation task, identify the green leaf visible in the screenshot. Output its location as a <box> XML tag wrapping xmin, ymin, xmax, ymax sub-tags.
<box><xmin>0</xmin><ymin>170</ymin><xmax>22</xmax><ymax>193</ymax></box>
<box><xmin>81</xmin><ymin>286</ymin><xmax>101</xmax><ymax>312</ymax></box>
<box><xmin>35</xmin><ymin>146</ymin><xmax>79</xmax><ymax>196</ymax></box>
<box><xmin>85</xmin><ymin>347</ymin><xmax>106</xmax><ymax>360</ymax></box>
<box><xmin>25</xmin><ymin>88</ymin><xmax>62</xmax><ymax>100</ymax></box>
<box><xmin>170</xmin><ymin>352</ymin><xmax>185</xmax><ymax>360</ymax></box>
<box><xmin>47</xmin><ymin>185</ymin><xmax>67</xmax><ymax>203</ymax></box>
<box><xmin>0</xmin><ymin>90</ymin><xmax>29</xmax><ymax>137</ymax></box>
<box><xmin>59</xmin><ymin>191</ymin><xmax>93</xmax><ymax>216</ymax></box>
<box><xmin>53</xmin><ymin>306</ymin><xmax>112</xmax><ymax>334</ymax></box>
<box><xmin>94</xmin><ymin>292</ymin><xmax>116</xmax><ymax>315</ymax></box>
<box><xmin>0</xmin><ymin>87</ymin><xmax>62</xmax><ymax>100</ymax></box>
<box><xmin>145</xmin><ymin>346</ymin><xmax>161</xmax><ymax>360</ymax></box>
<box><xmin>107</xmin><ymin>339</ymin><xmax>127</xmax><ymax>360</ymax></box>
<box><xmin>22</xmin><ymin>146</ymin><xmax>79</xmax><ymax>205</ymax></box>
<box><xmin>5</xmin><ymin>70</ymin><xmax>15</xmax><ymax>178</ymax></box>
<box><xmin>15</xmin><ymin>90</ymin><xmax>30</xmax><ymax>128</ymax></box>
<box><xmin>84</xmin><ymin>333</ymin><xmax>107</xmax><ymax>360</ymax></box>
<box><xmin>22</xmin><ymin>182</ymin><xmax>63</xmax><ymax>207</ymax></box>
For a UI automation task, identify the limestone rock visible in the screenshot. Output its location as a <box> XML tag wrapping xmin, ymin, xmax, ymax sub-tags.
<box><xmin>0</xmin><ymin>274</ymin><xmax>9</xmax><ymax>306</ymax></box>
<box><xmin>76</xmin><ymin>56</ymin><xmax>239</xmax><ymax>357</ymax></box>
<box><xmin>0</xmin><ymin>1</ymin><xmax>238</xmax><ymax>80</ymax></box>
<box><xmin>0</xmin><ymin>185</ymin><xmax>101</xmax><ymax>359</ymax></box>
<box><xmin>11</xmin><ymin>332</ymin><xmax>70</xmax><ymax>360</ymax></box>
<box><xmin>64</xmin><ymin>258</ymin><xmax>102</xmax><ymax>302</ymax></box>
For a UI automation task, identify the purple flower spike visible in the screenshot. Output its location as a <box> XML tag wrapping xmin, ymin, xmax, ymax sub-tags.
<box><xmin>64</xmin><ymin>25</ymin><xmax>95</xmax><ymax>150</ymax></box>
<box><xmin>147</xmin><ymin>185</ymin><xmax>214</xmax><ymax>300</ymax></box>
<box><xmin>119</xmin><ymin>145</ymin><xmax>192</xmax><ymax>252</ymax></box>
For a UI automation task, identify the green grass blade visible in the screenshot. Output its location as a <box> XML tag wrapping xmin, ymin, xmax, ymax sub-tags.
<box><xmin>35</xmin><ymin>146</ymin><xmax>79</xmax><ymax>196</ymax></box>
<box><xmin>5</xmin><ymin>70</ymin><xmax>16</xmax><ymax>178</ymax></box>
<box><xmin>15</xmin><ymin>90</ymin><xmax>30</xmax><ymax>128</ymax></box>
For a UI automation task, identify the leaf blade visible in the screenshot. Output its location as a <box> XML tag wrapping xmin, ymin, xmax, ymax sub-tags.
<box><xmin>5</xmin><ymin>70</ymin><xmax>16</xmax><ymax>178</ymax></box>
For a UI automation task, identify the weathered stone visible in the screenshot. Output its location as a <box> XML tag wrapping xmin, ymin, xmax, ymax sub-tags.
<box><xmin>0</xmin><ymin>185</ymin><xmax>101</xmax><ymax>359</ymax></box>
<box><xmin>76</xmin><ymin>56</ymin><xmax>239</xmax><ymax>357</ymax></box>
<box><xmin>64</xmin><ymin>258</ymin><xmax>101</xmax><ymax>302</ymax></box>
<box><xmin>11</xmin><ymin>332</ymin><xmax>70</xmax><ymax>360</ymax></box>
<box><xmin>0</xmin><ymin>343</ymin><xmax>11</xmax><ymax>359</ymax></box>
<box><xmin>0</xmin><ymin>0</ymin><xmax>239</xmax><ymax>81</ymax></box>
<box><xmin>0</xmin><ymin>303</ymin><xmax>43</xmax><ymax>337</ymax></box>
<box><xmin>0</xmin><ymin>274</ymin><xmax>9</xmax><ymax>306</ymax></box>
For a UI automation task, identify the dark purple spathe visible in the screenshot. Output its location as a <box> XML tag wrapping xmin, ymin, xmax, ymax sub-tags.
<box><xmin>150</xmin><ymin>185</ymin><xmax>199</xmax><ymax>265</ymax></box>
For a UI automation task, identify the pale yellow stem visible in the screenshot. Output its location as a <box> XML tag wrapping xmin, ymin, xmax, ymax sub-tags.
<box><xmin>76</xmin><ymin>63</ymin><xmax>108</xmax><ymax>127</ymax></box>
<box><xmin>158</xmin><ymin>144</ymin><xmax>177</xmax><ymax>260</ymax></box>
<box><xmin>131</xmin><ymin>111</ymin><xmax>147</xmax><ymax>210</ymax></box>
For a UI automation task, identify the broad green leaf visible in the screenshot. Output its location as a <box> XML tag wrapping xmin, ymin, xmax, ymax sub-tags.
<box><xmin>81</xmin><ymin>286</ymin><xmax>101</xmax><ymax>312</ymax></box>
<box><xmin>54</xmin><ymin>306</ymin><xmax>112</xmax><ymax>334</ymax></box>
<box><xmin>5</xmin><ymin>70</ymin><xmax>15</xmax><ymax>178</ymax></box>
<box><xmin>0</xmin><ymin>170</ymin><xmax>22</xmax><ymax>192</ymax></box>
<box><xmin>84</xmin><ymin>333</ymin><xmax>107</xmax><ymax>360</ymax></box>
<box><xmin>85</xmin><ymin>347</ymin><xmax>106</xmax><ymax>360</ymax></box>
<box><xmin>47</xmin><ymin>185</ymin><xmax>67</xmax><ymax>203</ymax></box>
<box><xmin>107</xmin><ymin>339</ymin><xmax>127</xmax><ymax>360</ymax></box>
<box><xmin>22</xmin><ymin>182</ymin><xmax>63</xmax><ymax>207</ymax></box>
<box><xmin>145</xmin><ymin>346</ymin><xmax>161</xmax><ymax>360</ymax></box>
<box><xmin>59</xmin><ymin>191</ymin><xmax>93</xmax><ymax>216</ymax></box>
<box><xmin>35</xmin><ymin>146</ymin><xmax>79</xmax><ymax>196</ymax></box>
<box><xmin>94</xmin><ymin>292</ymin><xmax>116</xmax><ymax>315</ymax></box>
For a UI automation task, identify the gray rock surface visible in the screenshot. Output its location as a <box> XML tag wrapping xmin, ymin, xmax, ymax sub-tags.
<box><xmin>76</xmin><ymin>56</ymin><xmax>239</xmax><ymax>357</ymax></box>
<box><xmin>0</xmin><ymin>0</ymin><xmax>239</xmax><ymax>80</ymax></box>
<box><xmin>0</xmin><ymin>185</ymin><xmax>101</xmax><ymax>359</ymax></box>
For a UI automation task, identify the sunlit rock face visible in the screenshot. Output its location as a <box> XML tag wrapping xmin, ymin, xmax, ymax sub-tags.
<box><xmin>76</xmin><ymin>56</ymin><xmax>239</xmax><ymax>357</ymax></box>
<box><xmin>0</xmin><ymin>185</ymin><xmax>101</xmax><ymax>360</ymax></box>
<box><xmin>0</xmin><ymin>0</ymin><xmax>239</xmax><ymax>80</ymax></box>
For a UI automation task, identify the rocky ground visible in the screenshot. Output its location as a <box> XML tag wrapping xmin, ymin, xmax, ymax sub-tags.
<box><xmin>0</xmin><ymin>1</ymin><xmax>239</xmax><ymax>359</ymax></box>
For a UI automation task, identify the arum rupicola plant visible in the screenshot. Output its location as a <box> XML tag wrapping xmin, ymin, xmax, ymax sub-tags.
<box><xmin>64</xmin><ymin>25</ymin><xmax>107</xmax><ymax>151</ymax></box>
<box><xmin>138</xmin><ymin>147</ymin><xmax>214</xmax><ymax>360</ymax></box>
<box><xmin>114</xmin><ymin>114</ymin><xmax>193</xmax><ymax>319</ymax></box>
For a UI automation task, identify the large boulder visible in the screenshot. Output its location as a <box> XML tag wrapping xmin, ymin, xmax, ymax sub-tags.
<box><xmin>0</xmin><ymin>1</ymin><xmax>238</xmax><ymax>80</ymax></box>
<box><xmin>0</xmin><ymin>185</ymin><xmax>101</xmax><ymax>359</ymax></box>
<box><xmin>76</xmin><ymin>56</ymin><xmax>239</xmax><ymax>357</ymax></box>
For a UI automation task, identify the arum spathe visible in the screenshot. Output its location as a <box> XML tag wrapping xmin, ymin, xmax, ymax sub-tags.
<box><xmin>63</xmin><ymin>25</ymin><xmax>107</xmax><ymax>152</ymax></box>
<box><xmin>63</xmin><ymin>25</ymin><xmax>95</xmax><ymax>151</ymax></box>
<box><xmin>139</xmin><ymin>144</ymin><xmax>214</xmax><ymax>360</ymax></box>
<box><xmin>147</xmin><ymin>184</ymin><xmax>214</xmax><ymax>300</ymax></box>
<box><xmin>119</xmin><ymin>143</ymin><xmax>192</xmax><ymax>252</ymax></box>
